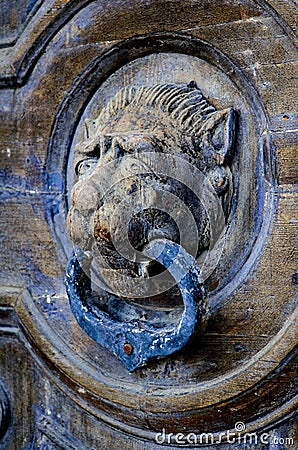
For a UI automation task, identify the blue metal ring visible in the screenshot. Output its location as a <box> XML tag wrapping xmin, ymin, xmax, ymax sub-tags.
<box><xmin>66</xmin><ymin>239</ymin><xmax>208</xmax><ymax>371</ymax></box>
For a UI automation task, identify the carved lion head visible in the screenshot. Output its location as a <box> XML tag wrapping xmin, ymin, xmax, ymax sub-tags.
<box><xmin>68</xmin><ymin>82</ymin><xmax>235</xmax><ymax>285</ymax></box>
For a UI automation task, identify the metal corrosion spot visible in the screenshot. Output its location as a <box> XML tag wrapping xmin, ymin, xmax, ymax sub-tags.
<box><xmin>94</xmin><ymin>224</ymin><xmax>112</xmax><ymax>242</ymax></box>
<box><xmin>123</xmin><ymin>343</ymin><xmax>133</xmax><ymax>355</ymax></box>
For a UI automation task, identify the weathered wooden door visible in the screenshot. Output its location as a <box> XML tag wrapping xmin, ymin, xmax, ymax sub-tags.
<box><xmin>0</xmin><ymin>1</ymin><xmax>297</xmax><ymax>449</ymax></box>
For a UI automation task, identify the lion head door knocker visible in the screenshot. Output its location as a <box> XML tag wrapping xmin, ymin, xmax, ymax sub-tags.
<box><xmin>66</xmin><ymin>82</ymin><xmax>236</xmax><ymax>371</ymax></box>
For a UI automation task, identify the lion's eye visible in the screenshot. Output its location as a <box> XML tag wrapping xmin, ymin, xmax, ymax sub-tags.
<box><xmin>208</xmin><ymin>166</ymin><xmax>229</xmax><ymax>194</ymax></box>
<box><xmin>77</xmin><ymin>158</ymin><xmax>98</xmax><ymax>177</ymax></box>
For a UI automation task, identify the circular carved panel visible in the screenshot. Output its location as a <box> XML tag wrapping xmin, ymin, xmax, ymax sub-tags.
<box><xmin>67</xmin><ymin>51</ymin><xmax>270</xmax><ymax>312</ymax></box>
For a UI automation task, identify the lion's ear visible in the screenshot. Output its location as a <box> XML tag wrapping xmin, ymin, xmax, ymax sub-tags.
<box><xmin>198</xmin><ymin>108</ymin><xmax>236</xmax><ymax>165</ymax></box>
<box><xmin>84</xmin><ymin>119</ymin><xmax>97</xmax><ymax>139</ymax></box>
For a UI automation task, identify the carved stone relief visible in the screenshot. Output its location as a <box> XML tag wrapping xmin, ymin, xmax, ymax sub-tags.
<box><xmin>66</xmin><ymin>81</ymin><xmax>237</xmax><ymax>370</ymax></box>
<box><xmin>63</xmin><ymin>50</ymin><xmax>266</xmax><ymax>313</ymax></box>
